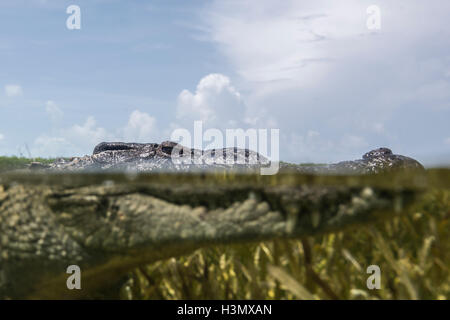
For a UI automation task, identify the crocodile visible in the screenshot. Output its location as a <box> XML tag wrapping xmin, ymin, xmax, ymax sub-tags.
<box><xmin>0</xmin><ymin>172</ymin><xmax>423</xmax><ymax>299</ymax></box>
<box><xmin>47</xmin><ymin>141</ymin><xmax>271</xmax><ymax>173</ymax></box>
<box><xmin>0</xmin><ymin>144</ymin><xmax>425</xmax><ymax>299</ymax></box>
<box><xmin>45</xmin><ymin>142</ymin><xmax>424</xmax><ymax>174</ymax></box>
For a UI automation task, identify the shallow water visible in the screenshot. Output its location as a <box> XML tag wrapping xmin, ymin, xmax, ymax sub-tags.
<box><xmin>1</xmin><ymin>168</ymin><xmax>449</xmax><ymax>190</ymax></box>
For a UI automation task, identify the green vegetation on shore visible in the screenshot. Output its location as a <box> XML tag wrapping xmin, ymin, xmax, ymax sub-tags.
<box><xmin>0</xmin><ymin>156</ymin><xmax>56</xmax><ymax>172</ymax></box>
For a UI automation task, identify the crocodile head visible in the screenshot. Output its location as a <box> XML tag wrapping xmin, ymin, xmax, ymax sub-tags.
<box><xmin>0</xmin><ymin>173</ymin><xmax>422</xmax><ymax>299</ymax></box>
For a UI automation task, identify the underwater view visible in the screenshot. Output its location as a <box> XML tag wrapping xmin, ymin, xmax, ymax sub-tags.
<box><xmin>0</xmin><ymin>154</ymin><xmax>449</xmax><ymax>300</ymax></box>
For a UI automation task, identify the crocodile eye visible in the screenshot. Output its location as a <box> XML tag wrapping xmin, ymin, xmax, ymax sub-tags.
<box><xmin>93</xmin><ymin>142</ymin><xmax>136</xmax><ymax>154</ymax></box>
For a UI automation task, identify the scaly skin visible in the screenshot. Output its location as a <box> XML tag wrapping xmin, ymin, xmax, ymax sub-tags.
<box><xmin>47</xmin><ymin>143</ymin><xmax>424</xmax><ymax>174</ymax></box>
<box><xmin>0</xmin><ymin>174</ymin><xmax>419</xmax><ymax>299</ymax></box>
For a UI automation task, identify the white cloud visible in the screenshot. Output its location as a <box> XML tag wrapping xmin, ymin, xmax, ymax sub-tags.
<box><xmin>45</xmin><ymin>100</ymin><xmax>63</xmax><ymax>122</ymax></box>
<box><xmin>204</xmin><ymin>1</ymin><xmax>450</xmax><ymax>87</ymax></box>
<box><xmin>0</xmin><ymin>133</ymin><xmax>4</xmax><ymax>141</ymax></box>
<box><xmin>31</xmin><ymin>110</ymin><xmax>160</xmax><ymax>157</ymax></box>
<box><xmin>65</xmin><ymin>116</ymin><xmax>113</xmax><ymax>147</ymax></box>
<box><xmin>172</xmin><ymin>73</ymin><xmax>281</xmax><ymax>151</ymax></box>
<box><xmin>176</xmin><ymin>73</ymin><xmax>245</xmax><ymax>128</ymax></box>
<box><xmin>123</xmin><ymin>110</ymin><xmax>158</xmax><ymax>142</ymax></box>
<box><xmin>4</xmin><ymin>84</ymin><xmax>23</xmax><ymax>97</ymax></box>
<box><xmin>200</xmin><ymin>0</ymin><xmax>450</xmax><ymax>162</ymax></box>
<box><xmin>203</xmin><ymin>1</ymin><xmax>378</xmax><ymax>87</ymax></box>
<box><xmin>32</xmin><ymin>116</ymin><xmax>114</xmax><ymax>157</ymax></box>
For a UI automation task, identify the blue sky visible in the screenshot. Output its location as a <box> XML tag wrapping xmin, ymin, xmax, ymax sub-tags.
<box><xmin>0</xmin><ymin>0</ymin><xmax>449</xmax><ymax>165</ymax></box>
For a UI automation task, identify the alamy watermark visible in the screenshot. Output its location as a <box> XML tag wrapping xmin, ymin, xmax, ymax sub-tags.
<box><xmin>366</xmin><ymin>265</ymin><xmax>381</xmax><ymax>289</ymax></box>
<box><xmin>170</xmin><ymin>121</ymin><xmax>280</xmax><ymax>175</ymax></box>
<box><xmin>66</xmin><ymin>265</ymin><xmax>81</xmax><ymax>290</ymax></box>
<box><xmin>66</xmin><ymin>5</ymin><xmax>81</xmax><ymax>30</ymax></box>
<box><xmin>366</xmin><ymin>5</ymin><xmax>381</xmax><ymax>31</ymax></box>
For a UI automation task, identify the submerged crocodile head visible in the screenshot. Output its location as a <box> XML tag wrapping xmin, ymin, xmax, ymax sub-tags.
<box><xmin>0</xmin><ymin>143</ymin><xmax>426</xmax><ymax>299</ymax></box>
<box><xmin>0</xmin><ymin>172</ymin><xmax>422</xmax><ymax>299</ymax></box>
